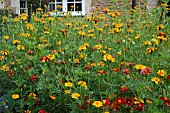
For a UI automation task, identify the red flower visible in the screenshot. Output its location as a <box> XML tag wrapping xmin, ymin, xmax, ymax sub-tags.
<box><xmin>39</xmin><ymin>56</ymin><xmax>50</xmax><ymax>62</ymax></box>
<box><xmin>125</xmin><ymin>98</ymin><xmax>134</xmax><ymax>106</ymax></box>
<box><xmin>122</xmin><ymin>68</ymin><xmax>130</xmax><ymax>75</ymax></box>
<box><xmin>167</xmin><ymin>75</ymin><xmax>170</xmax><ymax>80</ymax></box>
<box><xmin>27</xmin><ymin>50</ymin><xmax>34</xmax><ymax>55</ymax></box>
<box><xmin>29</xmin><ymin>74</ymin><xmax>38</xmax><ymax>82</ymax></box>
<box><xmin>120</xmin><ymin>87</ymin><xmax>129</xmax><ymax>92</ymax></box>
<box><xmin>102</xmin><ymin>98</ymin><xmax>110</xmax><ymax>107</ymax></box>
<box><xmin>61</xmin><ymin>61</ymin><xmax>66</xmax><ymax>65</ymax></box>
<box><xmin>160</xmin><ymin>97</ymin><xmax>169</xmax><ymax>102</ymax></box>
<box><xmin>38</xmin><ymin>110</ymin><xmax>48</xmax><ymax>113</ymax></box>
<box><xmin>140</xmin><ymin>67</ymin><xmax>151</xmax><ymax>75</ymax></box>
<box><xmin>166</xmin><ymin>100</ymin><xmax>170</xmax><ymax>107</ymax></box>
<box><xmin>136</xmin><ymin>102</ymin><xmax>145</xmax><ymax>111</ymax></box>
<box><xmin>112</xmin><ymin>68</ymin><xmax>119</xmax><ymax>73</ymax></box>
<box><xmin>84</xmin><ymin>64</ymin><xmax>90</xmax><ymax>71</ymax></box>
<box><xmin>98</xmin><ymin>70</ymin><xmax>106</xmax><ymax>75</ymax></box>
<box><xmin>115</xmin><ymin>97</ymin><xmax>125</xmax><ymax>105</ymax></box>
<box><xmin>35</xmin><ymin>100</ymin><xmax>40</xmax><ymax>106</ymax></box>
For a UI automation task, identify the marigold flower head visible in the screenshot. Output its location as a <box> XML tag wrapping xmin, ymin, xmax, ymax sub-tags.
<box><xmin>29</xmin><ymin>93</ymin><xmax>36</xmax><ymax>99</ymax></box>
<box><xmin>65</xmin><ymin>90</ymin><xmax>71</xmax><ymax>94</ymax></box>
<box><xmin>134</xmin><ymin>64</ymin><xmax>146</xmax><ymax>70</ymax></box>
<box><xmin>93</xmin><ymin>101</ymin><xmax>103</xmax><ymax>108</ymax></box>
<box><xmin>71</xmin><ymin>93</ymin><xmax>80</xmax><ymax>99</ymax></box>
<box><xmin>64</xmin><ymin>82</ymin><xmax>73</xmax><ymax>87</ymax></box>
<box><xmin>50</xmin><ymin>95</ymin><xmax>56</xmax><ymax>100</ymax></box>
<box><xmin>157</xmin><ymin>70</ymin><xmax>166</xmax><ymax>76</ymax></box>
<box><xmin>12</xmin><ymin>94</ymin><xmax>19</xmax><ymax>99</ymax></box>
<box><xmin>3</xmin><ymin>36</ymin><xmax>9</xmax><ymax>40</ymax></box>
<box><xmin>24</xmin><ymin>110</ymin><xmax>31</xmax><ymax>113</ymax></box>
<box><xmin>151</xmin><ymin>77</ymin><xmax>160</xmax><ymax>84</ymax></box>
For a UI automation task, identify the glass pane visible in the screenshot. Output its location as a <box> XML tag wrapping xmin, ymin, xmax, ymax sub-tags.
<box><xmin>20</xmin><ymin>9</ymin><xmax>26</xmax><ymax>14</ymax></box>
<box><xmin>49</xmin><ymin>3</ymin><xmax>55</xmax><ymax>11</ymax></box>
<box><xmin>67</xmin><ymin>3</ymin><xmax>74</xmax><ymax>11</ymax></box>
<box><xmin>57</xmin><ymin>0</ymin><xmax>62</xmax><ymax>2</ymax></box>
<box><xmin>20</xmin><ymin>1</ymin><xmax>26</xmax><ymax>8</ymax></box>
<box><xmin>68</xmin><ymin>0</ymin><xmax>74</xmax><ymax>2</ymax></box>
<box><xmin>75</xmin><ymin>0</ymin><xmax>82</xmax><ymax>2</ymax></box>
<box><xmin>75</xmin><ymin>3</ymin><xmax>82</xmax><ymax>11</ymax></box>
<box><xmin>56</xmin><ymin>4</ymin><xmax>62</xmax><ymax>11</ymax></box>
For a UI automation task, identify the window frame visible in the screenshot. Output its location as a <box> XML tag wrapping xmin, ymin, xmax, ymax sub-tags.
<box><xmin>48</xmin><ymin>0</ymin><xmax>85</xmax><ymax>16</ymax></box>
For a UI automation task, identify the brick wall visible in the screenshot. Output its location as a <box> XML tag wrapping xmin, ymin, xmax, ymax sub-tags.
<box><xmin>91</xmin><ymin>0</ymin><xmax>146</xmax><ymax>12</ymax></box>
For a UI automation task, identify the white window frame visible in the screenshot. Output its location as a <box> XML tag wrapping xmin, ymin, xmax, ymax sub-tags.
<box><xmin>49</xmin><ymin>0</ymin><xmax>85</xmax><ymax>16</ymax></box>
<box><xmin>0</xmin><ymin>1</ymin><xmax>4</xmax><ymax>9</ymax></box>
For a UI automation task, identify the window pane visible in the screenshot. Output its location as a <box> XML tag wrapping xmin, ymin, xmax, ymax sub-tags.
<box><xmin>67</xmin><ymin>3</ymin><xmax>74</xmax><ymax>11</ymax></box>
<box><xmin>49</xmin><ymin>3</ymin><xmax>55</xmax><ymax>11</ymax></box>
<box><xmin>75</xmin><ymin>3</ymin><xmax>82</xmax><ymax>11</ymax></box>
<box><xmin>68</xmin><ymin>0</ymin><xmax>74</xmax><ymax>2</ymax></box>
<box><xmin>56</xmin><ymin>4</ymin><xmax>62</xmax><ymax>11</ymax></box>
<box><xmin>57</xmin><ymin>0</ymin><xmax>62</xmax><ymax>2</ymax></box>
<box><xmin>20</xmin><ymin>1</ymin><xmax>26</xmax><ymax>8</ymax></box>
<box><xmin>75</xmin><ymin>0</ymin><xmax>82</xmax><ymax>2</ymax></box>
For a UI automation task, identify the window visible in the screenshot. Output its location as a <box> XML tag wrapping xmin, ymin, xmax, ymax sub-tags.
<box><xmin>20</xmin><ymin>0</ymin><xmax>27</xmax><ymax>14</ymax></box>
<box><xmin>48</xmin><ymin>0</ymin><xmax>85</xmax><ymax>16</ymax></box>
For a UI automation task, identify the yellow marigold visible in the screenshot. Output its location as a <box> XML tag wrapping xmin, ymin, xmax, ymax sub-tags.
<box><xmin>93</xmin><ymin>101</ymin><xmax>103</xmax><ymax>108</ymax></box>
<box><xmin>161</xmin><ymin>3</ymin><xmax>168</xmax><ymax>7</ymax></box>
<box><xmin>91</xmin><ymin>63</ymin><xmax>96</xmax><ymax>67</ymax></box>
<box><xmin>151</xmin><ymin>77</ymin><xmax>160</xmax><ymax>84</ymax></box>
<box><xmin>1</xmin><ymin>65</ymin><xmax>9</xmax><ymax>71</ymax></box>
<box><xmin>95</xmin><ymin>44</ymin><xmax>103</xmax><ymax>49</ymax></box>
<box><xmin>3</xmin><ymin>36</ymin><xmax>9</xmax><ymax>40</ymax></box>
<box><xmin>78</xmin><ymin>31</ymin><xmax>86</xmax><ymax>36</ymax></box>
<box><xmin>157</xmin><ymin>70</ymin><xmax>166</xmax><ymax>77</ymax></box>
<box><xmin>146</xmin><ymin>100</ymin><xmax>152</xmax><ymax>104</ymax></box>
<box><xmin>28</xmin><ymin>93</ymin><xmax>36</xmax><ymax>99</ymax></box>
<box><xmin>1</xmin><ymin>50</ymin><xmax>9</xmax><ymax>55</ymax></box>
<box><xmin>74</xmin><ymin>58</ymin><xmax>80</xmax><ymax>63</ymax></box>
<box><xmin>48</xmin><ymin>54</ymin><xmax>55</xmax><ymax>60</ymax></box>
<box><xmin>21</xmin><ymin>13</ymin><xmax>27</xmax><ymax>20</ymax></box>
<box><xmin>13</xmin><ymin>40</ymin><xmax>21</xmax><ymax>44</ymax></box>
<box><xmin>143</xmin><ymin>41</ymin><xmax>151</xmax><ymax>46</ymax></box>
<box><xmin>78</xmin><ymin>81</ymin><xmax>86</xmax><ymax>87</ymax></box>
<box><xmin>134</xmin><ymin>64</ymin><xmax>146</xmax><ymax>70</ymax></box>
<box><xmin>71</xmin><ymin>93</ymin><xmax>80</xmax><ymax>100</ymax></box>
<box><xmin>12</xmin><ymin>94</ymin><xmax>19</xmax><ymax>99</ymax></box>
<box><xmin>65</xmin><ymin>90</ymin><xmax>71</xmax><ymax>94</ymax></box>
<box><xmin>64</xmin><ymin>82</ymin><xmax>73</xmax><ymax>87</ymax></box>
<box><xmin>50</xmin><ymin>95</ymin><xmax>56</xmax><ymax>100</ymax></box>
<box><xmin>56</xmin><ymin>41</ymin><xmax>61</xmax><ymax>45</ymax></box>
<box><xmin>79</xmin><ymin>45</ymin><xmax>87</xmax><ymax>50</ymax></box>
<box><xmin>0</xmin><ymin>56</ymin><xmax>5</xmax><ymax>61</ymax></box>
<box><xmin>24</xmin><ymin>110</ymin><xmax>31</xmax><ymax>113</ymax></box>
<box><xmin>151</xmin><ymin>38</ymin><xmax>159</xmax><ymax>45</ymax></box>
<box><xmin>98</xmin><ymin>61</ymin><xmax>105</xmax><ymax>66</ymax></box>
<box><xmin>117</xmin><ymin>51</ymin><xmax>122</xmax><ymax>55</ymax></box>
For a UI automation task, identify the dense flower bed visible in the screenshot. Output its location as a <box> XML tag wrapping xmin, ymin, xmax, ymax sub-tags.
<box><xmin>0</xmin><ymin>3</ymin><xmax>170</xmax><ymax>113</ymax></box>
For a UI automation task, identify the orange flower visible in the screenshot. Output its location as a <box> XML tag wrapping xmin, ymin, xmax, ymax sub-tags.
<box><xmin>71</xmin><ymin>93</ymin><xmax>80</xmax><ymax>99</ymax></box>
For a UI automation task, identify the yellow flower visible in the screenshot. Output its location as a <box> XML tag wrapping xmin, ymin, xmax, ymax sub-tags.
<box><xmin>50</xmin><ymin>95</ymin><xmax>56</xmax><ymax>100</ymax></box>
<box><xmin>48</xmin><ymin>54</ymin><xmax>55</xmax><ymax>60</ymax></box>
<box><xmin>151</xmin><ymin>77</ymin><xmax>160</xmax><ymax>84</ymax></box>
<box><xmin>146</xmin><ymin>100</ymin><xmax>152</xmax><ymax>104</ymax></box>
<box><xmin>143</xmin><ymin>41</ymin><xmax>151</xmax><ymax>46</ymax></box>
<box><xmin>13</xmin><ymin>40</ymin><xmax>21</xmax><ymax>44</ymax></box>
<box><xmin>56</xmin><ymin>41</ymin><xmax>61</xmax><ymax>45</ymax></box>
<box><xmin>21</xmin><ymin>13</ymin><xmax>27</xmax><ymax>20</ymax></box>
<box><xmin>71</xmin><ymin>93</ymin><xmax>80</xmax><ymax>99</ymax></box>
<box><xmin>24</xmin><ymin>110</ymin><xmax>31</xmax><ymax>113</ymax></box>
<box><xmin>134</xmin><ymin>64</ymin><xmax>146</xmax><ymax>70</ymax></box>
<box><xmin>0</xmin><ymin>56</ymin><xmax>5</xmax><ymax>61</ymax></box>
<box><xmin>65</xmin><ymin>90</ymin><xmax>71</xmax><ymax>94</ymax></box>
<box><xmin>78</xmin><ymin>31</ymin><xmax>86</xmax><ymax>36</ymax></box>
<box><xmin>64</xmin><ymin>82</ymin><xmax>73</xmax><ymax>87</ymax></box>
<box><xmin>79</xmin><ymin>45</ymin><xmax>87</xmax><ymax>50</ymax></box>
<box><xmin>157</xmin><ymin>70</ymin><xmax>166</xmax><ymax>77</ymax></box>
<box><xmin>3</xmin><ymin>36</ymin><xmax>9</xmax><ymax>40</ymax></box>
<box><xmin>93</xmin><ymin>101</ymin><xmax>103</xmax><ymax>108</ymax></box>
<box><xmin>78</xmin><ymin>81</ymin><xmax>87</xmax><ymax>87</ymax></box>
<box><xmin>161</xmin><ymin>3</ymin><xmax>168</xmax><ymax>7</ymax></box>
<box><xmin>117</xmin><ymin>51</ymin><xmax>122</xmax><ymax>55</ymax></box>
<box><xmin>28</xmin><ymin>93</ymin><xmax>36</xmax><ymax>99</ymax></box>
<box><xmin>151</xmin><ymin>38</ymin><xmax>159</xmax><ymax>45</ymax></box>
<box><xmin>91</xmin><ymin>63</ymin><xmax>96</xmax><ymax>67</ymax></box>
<box><xmin>98</xmin><ymin>61</ymin><xmax>105</xmax><ymax>66</ymax></box>
<box><xmin>95</xmin><ymin>44</ymin><xmax>103</xmax><ymax>49</ymax></box>
<box><xmin>12</xmin><ymin>94</ymin><xmax>19</xmax><ymax>99</ymax></box>
<box><xmin>1</xmin><ymin>65</ymin><xmax>9</xmax><ymax>71</ymax></box>
<box><xmin>1</xmin><ymin>50</ymin><xmax>9</xmax><ymax>55</ymax></box>
<box><xmin>17</xmin><ymin>45</ymin><xmax>25</xmax><ymax>51</ymax></box>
